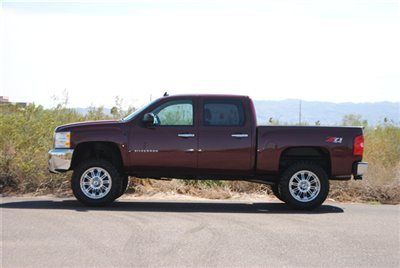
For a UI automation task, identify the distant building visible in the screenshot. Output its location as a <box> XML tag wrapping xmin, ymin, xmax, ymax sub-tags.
<box><xmin>0</xmin><ymin>96</ymin><xmax>31</xmax><ymax>107</ymax></box>
<box><xmin>0</xmin><ymin>96</ymin><xmax>10</xmax><ymax>103</ymax></box>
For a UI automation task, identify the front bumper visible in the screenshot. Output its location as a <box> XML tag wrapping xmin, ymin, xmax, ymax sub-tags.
<box><xmin>353</xmin><ymin>162</ymin><xmax>368</xmax><ymax>180</ymax></box>
<box><xmin>48</xmin><ymin>149</ymin><xmax>74</xmax><ymax>173</ymax></box>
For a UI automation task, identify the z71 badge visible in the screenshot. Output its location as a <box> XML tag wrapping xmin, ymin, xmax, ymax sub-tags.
<box><xmin>326</xmin><ymin>137</ymin><xmax>343</xmax><ymax>144</ymax></box>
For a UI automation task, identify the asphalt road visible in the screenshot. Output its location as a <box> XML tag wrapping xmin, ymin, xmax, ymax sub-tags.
<box><xmin>1</xmin><ymin>197</ymin><xmax>399</xmax><ymax>268</ymax></box>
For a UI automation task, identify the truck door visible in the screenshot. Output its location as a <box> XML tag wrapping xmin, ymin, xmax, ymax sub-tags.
<box><xmin>198</xmin><ymin>97</ymin><xmax>253</xmax><ymax>175</ymax></box>
<box><xmin>128</xmin><ymin>98</ymin><xmax>198</xmax><ymax>174</ymax></box>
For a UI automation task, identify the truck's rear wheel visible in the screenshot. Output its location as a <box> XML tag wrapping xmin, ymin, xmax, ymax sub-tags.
<box><xmin>71</xmin><ymin>159</ymin><xmax>122</xmax><ymax>206</ymax></box>
<box><xmin>279</xmin><ymin>161</ymin><xmax>329</xmax><ymax>210</ymax></box>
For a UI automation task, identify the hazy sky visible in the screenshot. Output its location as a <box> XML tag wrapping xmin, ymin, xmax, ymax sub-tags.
<box><xmin>1</xmin><ymin>0</ymin><xmax>400</xmax><ymax>108</ymax></box>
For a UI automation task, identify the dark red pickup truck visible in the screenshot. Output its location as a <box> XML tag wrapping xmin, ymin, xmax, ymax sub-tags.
<box><xmin>49</xmin><ymin>94</ymin><xmax>367</xmax><ymax>209</ymax></box>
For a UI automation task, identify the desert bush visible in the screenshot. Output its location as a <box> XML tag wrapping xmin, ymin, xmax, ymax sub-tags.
<box><xmin>1</xmin><ymin>106</ymin><xmax>399</xmax><ymax>204</ymax></box>
<box><xmin>0</xmin><ymin>103</ymin><xmax>110</xmax><ymax>193</ymax></box>
<box><xmin>329</xmin><ymin>121</ymin><xmax>400</xmax><ymax>203</ymax></box>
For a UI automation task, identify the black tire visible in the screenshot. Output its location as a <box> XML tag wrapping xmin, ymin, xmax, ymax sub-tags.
<box><xmin>271</xmin><ymin>184</ymin><xmax>285</xmax><ymax>202</ymax></box>
<box><xmin>71</xmin><ymin>159</ymin><xmax>122</xmax><ymax>206</ymax></box>
<box><xmin>116</xmin><ymin>175</ymin><xmax>129</xmax><ymax>199</ymax></box>
<box><xmin>278</xmin><ymin>161</ymin><xmax>329</xmax><ymax>210</ymax></box>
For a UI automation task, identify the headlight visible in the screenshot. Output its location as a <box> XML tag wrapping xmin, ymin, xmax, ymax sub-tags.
<box><xmin>54</xmin><ymin>132</ymin><xmax>71</xmax><ymax>148</ymax></box>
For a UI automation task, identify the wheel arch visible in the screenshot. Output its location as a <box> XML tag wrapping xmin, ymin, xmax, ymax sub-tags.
<box><xmin>71</xmin><ymin>141</ymin><xmax>124</xmax><ymax>171</ymax></box>
<box><xmin>279</xmin><ymin>146</ymin><xmax>331</xmax><ymax>177</ymax></box>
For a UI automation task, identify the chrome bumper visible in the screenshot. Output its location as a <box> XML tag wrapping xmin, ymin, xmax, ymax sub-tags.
<box><xmin>48</xmin><ymin>149</ymin><xmax>74</xmax><ymax>173</ymax></box>
<box><xmin>353</xmin><ymin>162</ymin><xmax>368</xmax><ymax>180</ymax></box>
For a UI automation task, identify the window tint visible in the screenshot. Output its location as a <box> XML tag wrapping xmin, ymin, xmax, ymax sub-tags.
<box><xmin>203</xmin><ymin>101</ymin><xmax>245</xmax><ymax>126</ymax></box>
<box><xmin>151</xmin><ymin>100</ymin><xmax>193</xmax><ymax>126</ymax></box>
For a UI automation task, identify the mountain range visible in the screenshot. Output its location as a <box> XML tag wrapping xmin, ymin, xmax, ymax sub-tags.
<box><xmin>74</xmin><ymin>99</ymin><xmax>400</xmax><ymax>126</ymax></box>
<box><xmin>253</xmin><ymin>99</ymin><xmax>399</xmax><ymax>126</ymax></box>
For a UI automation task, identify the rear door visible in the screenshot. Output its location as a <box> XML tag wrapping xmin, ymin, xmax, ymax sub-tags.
<box><xmin>197</xmin><ymin>97</ymin><xmax>253</xmax><ymax>175</ymax></box>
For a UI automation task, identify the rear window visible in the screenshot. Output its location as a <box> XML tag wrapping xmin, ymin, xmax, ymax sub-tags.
<box><xmin>203</xmin><ymin>100</ymin><xmax>245</xmax><ymax>126</ymax></box>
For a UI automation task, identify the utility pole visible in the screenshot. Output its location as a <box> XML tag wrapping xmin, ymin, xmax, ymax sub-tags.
<box><xmin>299</xmin><ymin>100</ymin><xmax>302</xmax><ymax>125</ymax></box>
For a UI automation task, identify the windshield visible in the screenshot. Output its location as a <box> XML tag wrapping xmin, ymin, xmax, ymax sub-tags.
<box><xmin>121</xmin><ymin>99</ymin><xmax>158</xmax><ymax>122</ymax></box>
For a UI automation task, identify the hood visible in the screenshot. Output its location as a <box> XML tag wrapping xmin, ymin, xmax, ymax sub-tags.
<box><xmin>55</xmin><ymin>120</ymin><xmax>120</xmax><ymax>132</ymax></box>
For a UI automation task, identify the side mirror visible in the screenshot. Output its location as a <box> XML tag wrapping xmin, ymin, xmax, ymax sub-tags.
<box><xmin>142</xmin><ymin>113</ymin><xmax>155</xmax><ymax>126</ymax></box>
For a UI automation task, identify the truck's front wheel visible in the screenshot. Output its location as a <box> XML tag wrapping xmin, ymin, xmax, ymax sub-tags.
<box><xmin>71</xmin><ymin>159</ymin><xmax>122</xmax><ymax>206</ymax></box>
<box><xmin>271</xmin><ymin>184</ymin><xmax>285</xmax><ymax>202</ymax></box>
<box><xmin>115</xmin><ymin>175</ymin><xmax>129</xmax><ymax>199</ymax></box>
<box><xmin>279</xmin><ymin>161</ymin><xmax>329</xmax><ymax>210</ymax></box>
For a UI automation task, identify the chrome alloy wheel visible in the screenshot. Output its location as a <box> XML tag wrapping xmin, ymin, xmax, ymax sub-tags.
<box><xmin>288</xmin><ymin>170</ymin><xmax>321</xmax><ymax>202</ymax></box>
<box><xmin>80</xmin><ymin>167</ymin><xmax>112</xmax><ymax>199</ymax></box>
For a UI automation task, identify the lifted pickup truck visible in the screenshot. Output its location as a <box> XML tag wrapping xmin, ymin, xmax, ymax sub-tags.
<box><xmin>49</xmin><ymin>94</ymin><xmax>367</xmax><ymax>209</ymax></box>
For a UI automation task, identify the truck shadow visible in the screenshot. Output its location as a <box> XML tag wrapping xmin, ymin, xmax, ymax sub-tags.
<box><xmin>0</xmin><ymin>199</ymin><xmax>344</xmax><ymax>214</ymax></box>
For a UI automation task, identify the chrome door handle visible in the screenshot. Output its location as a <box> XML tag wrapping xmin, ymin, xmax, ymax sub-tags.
<box><xmin>178</xmin><ymin>133</ymin><xmax>195</xmax><ymax>138</ymax></box>
<box><xmin>185</xmin><ymin>149</ymin><xmax>195</xmax><ymax>153</ymax></box>
<box><xmin>231</xmin><ymin>133</ymin><xmax>249</xmax><ymax>138</ymax></box>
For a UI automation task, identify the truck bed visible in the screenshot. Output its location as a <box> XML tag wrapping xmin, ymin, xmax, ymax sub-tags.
<box><xmin>256</xmin><ymin>125</ymin><xmax>364</xmax><ymax>178</ymax></box>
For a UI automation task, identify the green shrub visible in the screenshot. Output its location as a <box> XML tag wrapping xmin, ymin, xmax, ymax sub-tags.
<box><xmin>0</xmin><ymin>103</ymin><xmax>110</xmax><ymax>193</ymax></box>
<box><xmin>1</xmin><ymin>107</ymin><xmax>399</xmax><ymax>204</ymax></box>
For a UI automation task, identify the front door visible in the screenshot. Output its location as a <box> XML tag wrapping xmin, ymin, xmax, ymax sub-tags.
<box><xmin>128</xmin><ymin>98</ymin><xmax>197</xmax><ymax>175</ymax></box>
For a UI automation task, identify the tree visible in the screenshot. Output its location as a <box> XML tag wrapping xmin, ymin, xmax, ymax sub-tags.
<box><xmin>110</xmin><ymin>96</ymin><xmax>136</xmax><ymax>119</ymax></box>
<box><xmin>341</xmin><ymin>114</ymin><xmax>368</xmax><ymax>127</ymax></box>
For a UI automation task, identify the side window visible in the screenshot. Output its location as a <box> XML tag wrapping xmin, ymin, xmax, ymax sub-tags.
<box><xmin>203</xmin><ymin>100</ymin><xmax>245</xmax><ymax>126</ymax></box>
<box><xmin>151</xmin><ymin>100</ymin><xmax>193</xmax><ymax>126</ymax></box>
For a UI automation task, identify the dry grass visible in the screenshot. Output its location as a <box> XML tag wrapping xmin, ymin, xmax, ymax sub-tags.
<box><xmin>329</xmin><ymin>163</ymin><xmax>400</xmax><ymax>204</ymax></box>
<box><xmin>1</xmin><ymin>103</ymin><xmax>399</xmax><ymax>204</ymax></box>
<box><xmin>127</xmin><ymin>179</ymin><xmax>271</xmax><ymax>200</ymax></box>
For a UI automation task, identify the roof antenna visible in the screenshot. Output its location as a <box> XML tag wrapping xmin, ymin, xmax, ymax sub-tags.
<box><xmin>163</xmin><ymin>92</ymin><xmax>169</xmax><ymax>97</ymax></box>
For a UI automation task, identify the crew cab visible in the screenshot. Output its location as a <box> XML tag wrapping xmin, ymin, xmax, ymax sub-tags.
<box><xmin>49</xmin><ymin>94</ymin><xmax>368</xmax><ymax>209</ymax></box>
